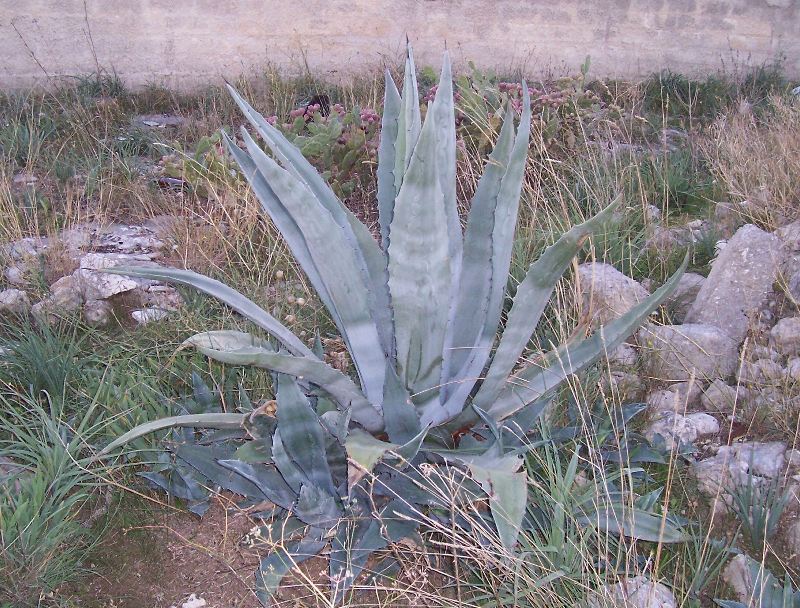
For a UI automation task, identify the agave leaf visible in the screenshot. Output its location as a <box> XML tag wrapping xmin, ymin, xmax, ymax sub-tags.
<box><xmin>474</xmin><ymin>199</ymin><xmax>621</xmax><ymax>408</ymax></box>
<box><xmin>184</xmin><ymin>330</ymin><xmax>382</xmax><ymax>433</ymax></box>
<box><xmin>395</xmin><ymin>46</ymin><xmax>422</xmax><ymax>196</ymax></box>
<box><xmin>275</xmin><ymin>374</ymin><xmax>337</xmax><ymax>497</ymax></box>
<box><xmin>254</xmin><ymin>526</ymin><xmax>327</xmax><ymax>606</ymax></box>
<box><xmin>272</xmin><ymin>430</ymin><xmax>304</xmax><ymax>493</ymax></box>
<box><xmin>381</xmin><ymin>360</ymin><xmax>422</xmax><ymax>444</ymax></box>
<box><xmin>387</xmin><ymin>96</ymin><xmax>451</xmax><ymax>408</ymax></box>
<box><xmin>377</xmin><ymin>70</ymin><xmax>402</xmax><ymax>250</ymax></box>
<box><xmin>223</xmin><ymin>135</ymin><xmax>339</xmax><ymax>324</ymax></box>
<box><xmin>446</xmin><ymin>442</ymin><xmax>527</xmax><ymax>550</ymax></box>
<box><xmin>176</xmin><ymin>443</ymin><xmax>275</xmax><ymax>502</ymax></box>
<box><xmin>443</xmin><ymin>89</ymin><xmax>532</xmax><ymax>417</ymax></box>
<box><xmin>104</xmin><ymin>266</ymin><xmax>313</xmax><ymax>358</ymax></box>
<box><xmin>240</xmin><ymin>129</ymin><xmax>387</xmax><ymax>405</ymax></box>
<box><xmin>487</xmin><ymin>255</ymin><xmax>688</xmax><ymax>422</ymax></box>
<box><xmin>98</xmin><ymin>413</ymin><xmax>246</xmax><ymax>456</ymax></box>
<box><xmin>293</xmin><ymin>482</ymin><xmax>342</xmax><ymax>528</ymax></box>
<box><xmin>227</xmin><ymin>87</ymin><xmax>393</xmax><ymax>355</ymax></box>
<box><xmin>329</xmin><ymin>500</ymin><xmax>417</xmax><ymax>603</ymax></box>
<box><xmin>577</xmin><ymin>503</ymin><xmax>688</xmax><ymax>543</ymax></box>
<box><xmin>344</xmin><ymin>427</ymin><xmax>427</xmax><ymax>489</ymax></box>
<box><xmin>216</xmin><ymin>459</ymin><xmax>296</xmax><ymax>510</ymax></box>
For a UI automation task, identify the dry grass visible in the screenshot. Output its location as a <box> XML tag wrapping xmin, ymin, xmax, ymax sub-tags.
<box><xmin>701</xmin><ymin>95</ymin><xmax>800</xmax><ymax>230</ymax></box>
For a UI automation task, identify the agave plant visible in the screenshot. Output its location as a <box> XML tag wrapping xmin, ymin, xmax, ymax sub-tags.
<box><xmin>102</xmin><ymin>46</ymin><xmax>686</xmax><ymax>604</ymax></box>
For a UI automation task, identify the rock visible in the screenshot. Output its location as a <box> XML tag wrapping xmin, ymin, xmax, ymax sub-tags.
<box><xmin>684</xmin><ymin>224</ymin><xmax>784</xmax><ymax>344</ymax></box>
<box><xmin>751</xmin><ymin>344</ymin><xmax>780</xmax><ymax>362</ymax></box>
<box><xmin>714</xmin><ymin>202</ymin><xmax>741</xmax><ymax>238</ymax></box>
<box><xmin>646</xmin><ymin>412</ymin><xmax>719</xmax><ymax>450</ymax></box>
<box><xmin>725</xmin><ymin>441</ymin><xmax>788</xmax><ymax>479</ymax></box>
<box><xmin>739</xmin><ymin>358</ymin><xmax>785</xmax><ymax>385</ymax></box>
<box><xmin>722</xmin><ymin>554</ymin><xmax>760</xmax><ymax>606</ymax></box>
<box><xmin>647</xmin><ymin>389</ymin><xmax>682</xmax><ymax>413</ymax></box>
<box><xmin>590</xmin><ymin>576</ymin><xmax>677</xmax><ymax>608</ymax></box>
<box><xmin>133</xmin><ymin>114</ymin><xmax>187</xmax><ymax>129</ymax></box>
<box><xmin>666</xmin><ymin>272</ymin><xmax>705</xmax><ymax>322</ymax></box>
<box><xmin>2</xmin><ymin>236</ymin><xmax>49</xmax><ymax>260</ymax></box>
<box><xmin>606</xmin><ymin>343</ymin><xmax>638</xmax><ymax>369</ymax></box>
<box><xmin>75</xmin><ymin>253</ymin><xmax>157</xmax><ymax>299</ymax></box>
<box><xmin>131</xmin><ymin>308</ymin><xmax>169</xmax><ymax>324</ymax></box>
<box><xmin>701</xmin><ymin>380</ymin><xmax>744</xmax><ymax>413</ymax></box>
<box><xmin>787</xmin><ymin>358</ymin><xmax>800</xmax><ymax>382</ymax></box>
<box><xmin>83</xmin><ymin>300</ymin><xmax>113</xmax><ymax>327</ymax></box>
<box><xmin>770</xmin><ymin>317</ymin><xmax>800</xmax><ymax>356</ymax></box>
<box><xmin>31</xmin><ymin>275</ymin><xmax>84</xmax><ymax>322</ymax></box>
<box><xmin>577</xmin><ymin>263</ymin><xmax>650</xmax><ymax>326</ymax></box>
<box><xmin>0</xmin><ymin>289</ymin><xmax>30</xmax><ymax>314</ymax></box>
<box><xmin>142</xmin><ymin>285</ymin><xmax>183</xmax><ymax>311</ymax></box>
<box><xmin>4</xmin><ymin>265</ymin><xmax>27</xmax><ymax>286</ymax></box>
<box><xmin>638</xmin><ymin>323</ymin><xmax>738</xmax><ymax>383</ymax></box>
<box><xmin>644</xmin><ymin>204</ymin><xmax>662</xmax><ymax>223</ymax></box>
<box><xmin>672</xmin><ymin>380</ymin><xmax>703</xmax><ymax>407</ymax></box>
<box><xmin>603</xmin><ymin>371</ymin><xmax>646</xmax><ymax>402</ymax></box>
<box><xmin>693</xmin><ymin>452</ymin><xmax>751</xmax><ymax>514</ymax></box>
<box><xmin>93</xmin><ymin>224</ymin><xmax>165</xmax><ymax>255</ymax></box>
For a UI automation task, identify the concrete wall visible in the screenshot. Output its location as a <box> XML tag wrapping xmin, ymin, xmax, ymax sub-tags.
<box><xmin>2</xmin><ymin>0</ymin><xmax>799</xmax><ymax>90</ymax></box>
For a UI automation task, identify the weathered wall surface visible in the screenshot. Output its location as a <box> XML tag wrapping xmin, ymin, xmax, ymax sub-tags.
<box><xmin>2</xmin><ymin>0</ymin><xmax>799</xmax><ymax>89</ymax></box>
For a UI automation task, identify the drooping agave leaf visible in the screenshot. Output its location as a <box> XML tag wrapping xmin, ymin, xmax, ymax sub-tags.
<box><xmin>239</xmin><ymin>129</ymin><xmax>387</xmax><ymax>405</ymax></box>
<box><xmin>487</xmin><ymin>254</ymin><xmax>688</xmax><ymax>421</ymax></box>
<box><xmin>104</xmin><ymin>266</ymin><xmax>313</xmax><ymax>358</ymax></box>
<box><xmin>293</xmin><ymin>482</ymin><xmax>342</xmax><ymax>528</ymax></box>
<box><xmin>446</xmin><ymin>442</ymin><xmax>527</xmax><ymax>549</ymax></box>
<box><xmin>274</xmin><ymin>373</ymin><xmax>337</xmax><ymax>497</ymax></box>
<box><xmin>473</xmin><ymin>199</ymin><xmax>621</xmax><ymax>408</ymax></box>
<box><xmin>254</xmin><ymin>526</ymin><xmax>327</xmax><ymax>606</ymax></box>
<box><xmin>183</xmin><ymin>330</ymin><xmax>382</xmax><ymax>432</ymax></box>
<box><xmin>377</xmin><ymin>70</ymin><xmax>402</xmax><ymax>250</ymax></box>
<box><xmin>216</xmin><ymin>458</ymin><xmax>296</xmax><ymax>510</ymax></box>
<box><xmin>99</xmin><ymin>413</ymin><xmax>246</xmax><ymax>456</ymax></box>
<box><xmin>176</xmin><ymin>443</ymin><xmax>278</xmax><ymax>503</ymax></box>
<box><xmin>226</xmin><ymin>87</ymin><xmax>394</xmax><ymax>356</ymax></box>
<box><xmin>271</xmin><ymin>430</ymin><xmax>304</xmax><ymax>493</ymax></box>
<box><xmin>577</xmin><ymin>503</ymin><xmax>688</xmax><ymax>543</ymax></box>
<box><xmin>442</xmin><ymin>90</ymin><xmax>532</xmax><ymax>418</ymax></box>
<box><xmin>387</xmin><ymin>97</ymin><xmax>451</xmax><ymax>412</ymax></box>
<box><xmin>329</xmin><ymin>500</ymin><xmax>418</xmax><ymax>604</ymax></box>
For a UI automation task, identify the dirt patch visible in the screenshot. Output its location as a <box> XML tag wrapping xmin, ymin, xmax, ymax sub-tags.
<box><xmin>73</xmin><ymin>494</ymin><xmax>449</xmax><ymax>608</ymax></box>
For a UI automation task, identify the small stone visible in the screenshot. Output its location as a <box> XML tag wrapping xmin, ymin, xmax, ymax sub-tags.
<box><xmin>751</xmin><ymin>344</ymin><xmax>780</xmax><ymax>362</ymax></box>
<box><xmin>75</xmin><ymin>253</ymin><xmax>157</xmax><ymax>299</ymax></box>
<box><xmin>179</xmin><ymin>594</ymin><xmax>207</xmax><ymax>608</ymax></box>
<box><xmin>787</xmin><ymin>358</ymin><xmax>800</xmax><ymax>382</ymax></box>
<box><xmin>646</xmin><ymin>412</ymin><xmax>719</xmax><ymax>450</ymax></box>
<box><xmin>83</xmin><ymin>300</ymin><xmax>113</xmax><ymax>327</ymax></box>
<box><xmin>577</xmin><ymin>262</ymin><xmax>649</xmax><ymax>326</ymax></box>
<box><xmin>739</xmin><ymin>358</ymin><xmax>785</xmax><ymax>385</ymax></box>
<box><xmin>590</xmin><ymin>576</ymin><xmax>677</xmax><ymax>608</ymax></box>
<box><xmin>701</xmin><ymin>380</ymin><xmax>745</xmax><ymax>413</ymax></box>
<box><xmin>4</xmin><ymin>265</ymin><xmax>27</xmax><ymax>286</ymax></box>
<box><xmin>728</xmin><ymin>441</ymin><xmax>788</xmax><ymax>478</ymax></box>
<box><xmin>131</xmin><ymin>309</ymin><xmax>169</xmax><ymax>324</ymax></box>
<box><xmin>606</xmin><ymin>343</ymin><xmax>638</xmax><ymax>370</ymax></box>
<box><xmin>639</xmin><ymin>323</ymin><xmax>739</xmax><ymax>383</ymax></box>
<box><xmin>672</xmin><ymin>379</ymin><xmax>703</xmax><ymax>407</ymax></box>
<box><xmin>603</xmin><ymin>371</ymin><xmax>646</xmax><ymax>402</ymax></box>
<box><xmin>771</xmin><ymin>317</ymin><xmax>800</xmax><ymax>356</ymax></box>
<box><xmin>722</xmin><ymin>554</ymin><xmax>761</xmax><ymax>605</ymax></box>
<box><xmin>0</xmin><ymin>289</ymin><xmax>30</xmax><ymax>314</ymax></box>
<box><xmin>31</xmin><ymin>275</ymin><xmax>84</xmax><ymax>322</ymax></box>
<box><xmin>685</xmin><ymin>224</ymin><xmax>784</xmax><ymax>345</ymax></box>
<box><xmin>647</xmin><ymin>389</ymin><xmax>682</xmax><ymax>413</ymax></box>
